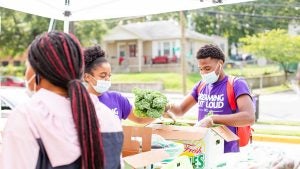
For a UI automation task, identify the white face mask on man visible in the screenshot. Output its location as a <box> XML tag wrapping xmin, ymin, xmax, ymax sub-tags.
<box><xmin>90</xmin><ymin>76</ymin><xmax>111</xmax><ymax>93</ymax></box>
<box><xmin>200</xmin><ymin>64</ymin><xmax>222</xmax><ymax>84</ymax></box>
<box><xmin>25</xmin><ymin>74</ymin><xmax>36</xmax><ymax>97</ymax></box>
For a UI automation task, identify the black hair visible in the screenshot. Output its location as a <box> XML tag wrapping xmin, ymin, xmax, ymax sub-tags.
<box><xmin>84</xmin><ymin>45</ymin><xmax>108</xmax><ymax>74</ymax></box>
<box><xmin>196</xmin><ymin>44</ymin><xmax>225</xmax><ymax>62</ymax></box>
<box><xmin>28</xmin><ymin>31</ymin><xmax>105</xmax><ymax>169</ymax></box>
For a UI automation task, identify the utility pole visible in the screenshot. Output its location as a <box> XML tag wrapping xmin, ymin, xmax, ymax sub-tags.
<box><xmin>69</xmin><ymin>21</ymin><xmax>75</xmax><ymax>34</ymax></box>
<box><xmin>180</xmin><ymin>11</ymin><xmax>187</xmax><ymax>95</ymax></box>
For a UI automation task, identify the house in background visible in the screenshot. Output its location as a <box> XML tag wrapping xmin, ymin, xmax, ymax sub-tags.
<box><xmin>103</xmin><ymin>21</ymin><xmax>228</xmax><ymax>73</ymax></box>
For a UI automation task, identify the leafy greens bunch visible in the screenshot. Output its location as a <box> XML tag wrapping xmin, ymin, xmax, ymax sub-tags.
<box><xmin>133</xmin><ymin>88</ymin><xmax>168</xmax><ymax>118</ymax></box>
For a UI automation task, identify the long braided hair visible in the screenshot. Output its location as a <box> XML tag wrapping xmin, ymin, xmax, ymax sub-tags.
<box><xmin>28</xmin><ymin>31</ymin><xmax>104</xmax><ymax>169</ymax></box>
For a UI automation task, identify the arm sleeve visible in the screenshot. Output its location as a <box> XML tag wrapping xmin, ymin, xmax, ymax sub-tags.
<box><xmin>190</xmin><ymin>81</ymin><xmax>202</xmax><ymax>102</ymax></box>
<box><xmin>233</xmin><ymin>77</ymin><xmax>252</xmax><ymax>100</ymax></box>
<box><xmin>0</xmin><ymin>110</ymin><xmax>39</xmax><ymax>169</ymax></box>
<box><xmin>119</xmin><ymin>93</ymin><xmax>133</xmax><ymax>120</ymax></box>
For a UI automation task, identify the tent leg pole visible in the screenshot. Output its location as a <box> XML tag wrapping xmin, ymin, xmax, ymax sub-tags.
<box><xmin>64</xmin><ymin>20</ymin><xmax>70</xmax><ymax>33</ymax></box>
<box><xmin>48</xmin><ymin>18</ymin><xmax>56</xmax><ymax>32</ymax></box>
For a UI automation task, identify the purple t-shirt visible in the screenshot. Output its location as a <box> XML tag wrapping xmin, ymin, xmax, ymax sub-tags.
<box><xmin>191</xmin><ymin>75</ymin><xmax>252</xmax><ymax>153</ymax></box>
<box><xmin>98</xmin><ymin>91</ymin><xmax>132</xmax><ymax>120</ymax></box>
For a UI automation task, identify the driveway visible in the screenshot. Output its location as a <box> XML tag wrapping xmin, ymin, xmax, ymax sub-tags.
<box><xmin>258</xmin><ymin>90</ymin><xmax>300</xmax><ymax>122</ymax></box>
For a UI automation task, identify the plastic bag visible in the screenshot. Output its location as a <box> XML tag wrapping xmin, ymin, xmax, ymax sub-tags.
<box><xmin>151</xmin><ymin>134</ymin><xmax>184</xmax><ymax>163</ymax></box>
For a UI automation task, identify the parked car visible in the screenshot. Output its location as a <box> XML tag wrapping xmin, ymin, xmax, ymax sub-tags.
<box><xmin>0</xmin><ymin>87</ymin><xmax>29</xmax><ymax>136</ymax></box>
<box><xmin>0</xmin><ymin>86</ymin><xmax>29</xmax><ymax>117</ymax></box>
<box><xmin>0</xmin><ymin>76</ymin><xmax>25</xmax><ymax>87</ymax></box>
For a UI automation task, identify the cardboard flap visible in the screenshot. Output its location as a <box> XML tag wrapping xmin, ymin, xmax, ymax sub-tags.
<box><xmin>150</xmin><ymin>124</ymin><xmax>209</xmax><ymax>140</ymax></box>
<box><xmin>153</xmin><ymin>118</ymin><xmax>197</xmax><ymax>126</ymax></box>
<box><xmin>123</xmin><ymin>149</ymin><xmax>169</xmax><ymax>168</ymax></box>
<box><xmin>150</xmin><ymin>124</ymin><xmax>207</xmax><ymax>132</ymax></box>
<box><xmin>211</xmin><ymin>125</ymin><xmax>239</xmax><ymax>142</ymax></box>
<box><xmin>122</xmin><ymin>126</ymin><xmax>152</xmax><ymax>157</ymax></box>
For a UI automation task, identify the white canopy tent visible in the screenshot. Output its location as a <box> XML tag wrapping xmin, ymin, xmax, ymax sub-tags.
<box><xmin>1</xmin><ymin>0</ymin><xmax>253</xmax><ymax>32</ymax></box>
<box><xmin>0</xmin><ymin>0</ymin><xmax>254</xmax><ymax>94</ymax></box>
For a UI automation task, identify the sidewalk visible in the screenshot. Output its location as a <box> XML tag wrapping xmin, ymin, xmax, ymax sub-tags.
<box><xmin>252</xmin><ymin>124</ymin><xmax>300</xmax><ymax>144</ymax></box>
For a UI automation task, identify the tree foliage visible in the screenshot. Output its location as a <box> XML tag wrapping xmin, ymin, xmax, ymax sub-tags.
<box><xmin>1</xmin><ymin>0</ymin><xmax>300</xmax><ymax>58</ymax></box>
<box><xmin>0</xmin><ymin>8</ymin><xmax>109</xmax><ymax>58</ymax></box>
<box><xmin>74</xmin><ymin>20</ymin><xmax>108</xmax><ymax>48</ymax></box>
<box><xmin>240</xmin><ymin>29</ymin><xmax>300</xmax><ymax>80</ymax></box>
<box><xmin>0</xmin><ymin>8</ymin><xmax>50</xmax><ymax>58</ymax></box>
<box><xmin>192</xmin><ymin>0</ymin><xmax>300</xmax><ymax>54</ymax></box>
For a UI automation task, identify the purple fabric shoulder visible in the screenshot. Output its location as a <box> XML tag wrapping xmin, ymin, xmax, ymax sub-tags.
<box><xmin>191</xmin><ymin>81</ymin><xmax>202</xmax><ymax>101</ymax></box>
<box><xmin>98</xmin><ymin>91</ymin><xmax>132</xmax><ymax>120</ymax></box>
<box><xmin>232</xmin><ymin>77</ymin><xmax>252</xmax><ymax>100</ymax></box>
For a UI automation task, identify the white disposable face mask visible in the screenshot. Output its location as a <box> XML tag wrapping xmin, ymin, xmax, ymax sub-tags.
<box><xmin>25</xmin><ymin>74</ymin><xmax>36</xmax><ymax>97</ymax></box>
<box><xmin>201</xmin><ymin>64</ymin><xmax>222</xmax><ymax>84</ymax></box>
<box><xmin>90</xmin><ymin>76</ymin><xmax>111</xmax><ymax>93</ymax></box>
<box><xmin>81</xmin><ymin>81</ymin><xmax>88</xmax><ymax>88</ymax></box>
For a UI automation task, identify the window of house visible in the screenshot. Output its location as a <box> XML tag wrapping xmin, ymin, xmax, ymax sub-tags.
<box><xmin>129</xmin><ymin>44</ymin><xmax>136</xmax><ymax>57</ymax></box>
<box><xmin>1</xmin><ymin>61</ymin><xmax>9</xmax><ymax>67</ymax></box>
<box><xmin>13</xmin><ymin>60</ymin><xmax>21</xmax><ymax>66</ymax></box>
<box><xmin>163</xmin><ymin>42</ymin><xmax>170</xmax><ymax>56</ymax></box>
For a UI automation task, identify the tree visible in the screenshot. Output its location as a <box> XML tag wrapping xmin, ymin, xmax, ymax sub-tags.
<box><xmin>192</xmin><ymin>0</ymin><xmax>300</xmax><ymax>55</ymax></box>
<box><xmin>240</xmin><ymin>29</ymin><xmax>300</xmax><ymax>81</ymax></box>
<box><xmin>74</xmin><ymin>20</ymin><xmax>108</xmax><ymax>47</ymax></box>
<box><xmin>0</xmin><ymin>8</ymin><xmax>108</xmax><ymax>58</ymax></box>
<box><xmin>0</xmin><ymin>8</ymin><xmax>53</xmax><ymax>58</ymax></box>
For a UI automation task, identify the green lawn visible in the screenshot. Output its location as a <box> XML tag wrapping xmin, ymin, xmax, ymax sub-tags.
<box><xmin>252</xmin><ymin>84</ymin><xmax>291</xmax><ymax>95</ymax></box>
<box><xmin>111</xmin><ymin>72</ymin><xmax>201</xmax><ymax>92</ymax></box>
<box><xmin>111</xmin><ymin>64</ymin><xmax>284</xmax><ymax>92</ymax></box>
<box><xmin>225</xmin><ymin>64</ymin><xmax>283</xmax><ymax>77</ymax></box>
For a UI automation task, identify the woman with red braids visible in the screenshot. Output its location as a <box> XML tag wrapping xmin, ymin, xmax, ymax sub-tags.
<box><xmin>0</xmin><ymin>31</ymin><xmax>123</xmax><ymax>169</ymax></box>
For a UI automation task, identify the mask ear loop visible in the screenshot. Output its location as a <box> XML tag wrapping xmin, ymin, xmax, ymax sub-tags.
<box><xmin>35</xmin><ymin>73</ymin><xmax>40</xmax><ymax>85</ymax></box>
<box><xmin>217</xmin><ymin>63</ymin><xmax>223</xmax><ymax>76</ymax></box>
<box><xmin>34</xmin><ymin>74</ymin><xmax>41</xmax><ymax>93</ymax></box>
<box><xmin>89</xmin><ymin>74</ymin><xmax>99</xmax><ymax>87</ymax></box>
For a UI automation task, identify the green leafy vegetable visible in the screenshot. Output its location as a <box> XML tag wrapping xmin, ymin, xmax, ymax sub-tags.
<box><xmin>163</xmin><ymin>122</ymin><xmax>191</xmax><ymax>126</ymax></box>
<box><xmin>133</xmin><ymin>88</ymin><xmax>168</xmax><ymax>118</ymax></box>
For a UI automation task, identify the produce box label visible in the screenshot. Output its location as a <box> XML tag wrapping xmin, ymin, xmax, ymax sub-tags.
<box><xmin>178</xmin><ymin>140</ymin><xmax>206</xmax><ymax>157</ymax></box>
<box><xmin>189</xmin><ymin>154</ymin><xmax>205</xmax><ymax>169</ymax></box>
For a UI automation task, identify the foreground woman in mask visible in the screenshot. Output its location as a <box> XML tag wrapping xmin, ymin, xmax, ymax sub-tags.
<box><xmin>83</xmin><ymin>45</ymin><xmax>153</xmax><ymax>124</ymax></box>
<box><xmin>0</xmin><ymin>32</ymin><xmax>123</xmax><ymax>169</ymax></box>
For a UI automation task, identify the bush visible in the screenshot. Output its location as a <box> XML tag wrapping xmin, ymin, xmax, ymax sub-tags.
<box><xmin>0</xmin><ymin>64</ymin><xmax>26</xmax><ymax>77</ymax></box>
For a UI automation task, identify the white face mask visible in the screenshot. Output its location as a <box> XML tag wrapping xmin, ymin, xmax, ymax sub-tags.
<box><xmin>90</xmin><ymin>76</ymin><xmax>111</xmax><ymax>93</ymax></box>
<box><xmin>201</xmin><ymin>64</ymin><xmax>222</xmax><ymax>84</ymax></box>
<box><xmin>25</xmin><ymin>74</ymin><xmax>36</xmax><ymax>97</ymax></box>
<box><xmin>81</xmin><ymin>81</ymin><xmax>88</xmax><ymax>88</ymax></box>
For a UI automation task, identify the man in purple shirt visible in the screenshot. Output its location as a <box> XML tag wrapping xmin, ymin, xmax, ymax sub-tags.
<box><xmin>166</xmin><ymin>44</ymin><xmax>255</xmax><ymax>153</ymax></box>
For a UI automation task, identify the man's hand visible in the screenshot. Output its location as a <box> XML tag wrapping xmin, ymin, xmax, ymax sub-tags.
<box><xmin>163</xmin><ymin>111</ymin><xmax>177</xmax><ymax>124</ymax></box>
<box><xmin>194</xmin><ymin>116</ymin><xmax>214</xmax><ymax>128</ymax></box>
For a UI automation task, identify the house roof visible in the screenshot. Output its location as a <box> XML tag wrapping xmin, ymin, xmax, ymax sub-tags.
<box><xmin>104</xmin><ymin>21</ymin><xmax>224</xmax><ymax>42</ymax></box>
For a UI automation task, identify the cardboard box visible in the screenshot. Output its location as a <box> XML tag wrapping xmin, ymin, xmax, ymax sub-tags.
<box><xmin>122</xmin><ymin>126</ymin><xmax>170</xmax><ymax>169</ymax></box>
<box><xmin>123</xmin><ymin>149</ymin><xmax>169</xmax><ymax>169</ymax></box>
<box><xmin>122</xmin><ymin>125</ymin><xmax>152</xmax><ymax>157</ymax></box>
<box><xmin>149</xmin><ymin>123</ymin><xmax>239</xmax><ymax>169</ymax></box>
